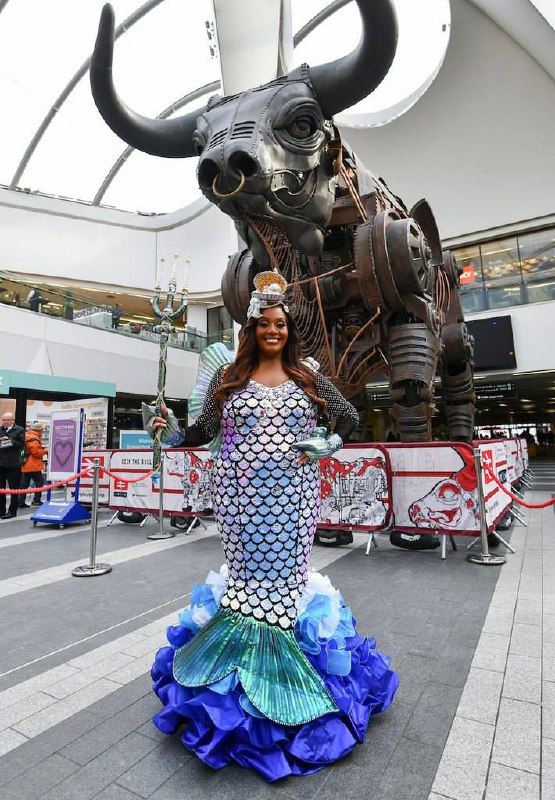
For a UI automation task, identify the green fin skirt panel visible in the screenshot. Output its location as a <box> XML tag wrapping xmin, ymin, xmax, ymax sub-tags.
<box><xmin>172</xmin><ymin>608</ymin><xmax>338</xmax><ymax>726</ymax></box>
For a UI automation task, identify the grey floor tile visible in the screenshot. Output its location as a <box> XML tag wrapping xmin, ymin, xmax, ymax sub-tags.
<box><xmin>39</xmin><ymin>733</ymin><xmax>158</xmax><ymax>800</ymax></box>
<box><xmin>543</xmin><ymin>737</ymin><xmax>555</xmax><ymax>800</ymax></box>
<box><xmin>2</xmin><ymin>752</ymin><xmax>78</xmax><ymax>800</ymax></box>
<box><xmin>514</xmin><ymin>598</ymin><xmax>542</xmax><ymax>626</ymax></box>
<box><xmin>430</xmin><ymin>643</ymin><xmax>475</xmax><ymax>688</ymax></box>
<box><xmin>432</xmin><ymin>716</ymin><xmax>494</xmax><ymax>800</ymax></box>
<box><xmin>87</xmin><ymin>676</ymin><xmax>152</xmax><ymax>720</ymax></box>
<box><xmin>312</xmin><ymin>761</ymin><xmax>379</xmax><ymax>800</ymax></box>
<box><xmin>148</xmin><ymin>758</ymin><xmax>265</xmax><ymax>800</ymax></box>
<box><xmin>404</xmin><ymin>682</ymin><xmax>461</xmax><ymax>748</ymax></box>
<box><xmin>485</xmin><ymin>762</ymin><xmax>540</xmax><ymax>799</ymax></box>
<box><xmin>492</xmin><ymin>697</ymin><xmax>541</xmax><ymax>774</ymax></box>
<box><xmin>372</xmin><ymin>736</ymin><xmax>442</xmax><ymax>800</ymax></box>
<box><xmin>509</xmin><ymin>623</ymin><xmax>542</xmax><ymax>658</ymax></box>
<box><xmin>135</xmin><ymin>720</ymin><xmax>167</xmax><ymax>741</ymax></box>
<box><xmin>93</xmin><ymin>786</ymin><xmax>145</xmax><ymax>800</ymax></box>
<box><xmin>117</xmin><ymin>737</ymin><xmax>191</xmax><ymax>798</ymax></box>
<box><xmin>0</xmin><ymin>709</ymin><xmax>103</xmax><ymax>787</ymax></box>
<box><xmin>61</xmin><ymin>714</ymin><xmax>145</xmax><ymax>766</ymax></box>
<box><xmin>502</xmin><ymin>653</ymin><xmax>541</xmax><ymax>704</ymax></box>
<box><xmin>544</xmin><ymin>705</ymin><xmax>555</xmax><ymax>740</ymax></box>
<box><xmin>348</xmin><ymin>701</ymin><xmax>412</xmax><ymax>771</ymax></box>
<box><xmin>456</xmin><ymin>667</ymin><xmax>503</xmax><ymax>726</ymax></box>
<box><xmin>0</xmin><ymin>728</ymin><xmax>27</xmax><ymax>757</ymax></box>
<box><xmin>472</xmin><ymin>632</ymin><xmax>510</xmax><ymax>673</ymax></box>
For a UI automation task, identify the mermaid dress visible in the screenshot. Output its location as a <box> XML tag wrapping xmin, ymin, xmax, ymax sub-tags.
<box><xmin>151</xmin><ymin>369</ymin><xmax>398</xmax><ymax>780</ymax></box>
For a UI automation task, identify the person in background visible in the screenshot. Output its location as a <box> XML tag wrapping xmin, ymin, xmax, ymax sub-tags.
<box><xmin>111</xmin><ymin>303</ymin><xmax>122</xmax><ymax>329</ymax></box>
<box><xmin>0</xmin><ymin>412</ymin><xmax>26</xmax><ymax>519</ymax></box>
<box><xmin>27</xmin><ymin>288</ymin><xmax>47</xmax><ymax>313</ymax></box>
<box><xmin>19</xmin><ymin>421</ymin><xmax>47</xmax><ymax>508</ymax></box>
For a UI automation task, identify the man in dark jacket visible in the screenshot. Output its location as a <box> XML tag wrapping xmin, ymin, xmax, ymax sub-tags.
<box><xmin>0</xmin><ymin>412</ymin><xmax>26</xmax><ymax>518</ymax></box>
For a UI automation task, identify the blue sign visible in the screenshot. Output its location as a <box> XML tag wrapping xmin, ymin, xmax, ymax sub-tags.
<box><xmin>118</xmin><ymin>430</ymin><xmax>170</xmax><ymax>450</ymax></box>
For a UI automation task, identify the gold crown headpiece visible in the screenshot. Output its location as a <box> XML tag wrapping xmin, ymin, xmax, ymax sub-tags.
<box><xmin>247</xmin><ymin>271</ymin><xmax>289</xmax><ymax>319</ymax></box>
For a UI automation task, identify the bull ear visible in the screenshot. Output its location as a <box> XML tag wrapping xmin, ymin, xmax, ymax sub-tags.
<box><xmin>306</xmin><ymin>0</ymin><xmax>398</xmax><ymax>119</ymax></box>
<box><xmin>90</xmin><ymin>4</ymin><xmax>202</xmax><ymax>158</ymax></box>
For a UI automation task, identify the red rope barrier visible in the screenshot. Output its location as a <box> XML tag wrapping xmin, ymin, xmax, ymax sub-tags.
<box><xmin>0</xmin><ymin>466</ymin><xmax>154</xmax><ymax>496</ymax></box>
<box><xmin>101</xmin><ymin>468</ymin><xmax>153</xmax><ymax>483</ymax></box>
<box><xmin>0</xmin><ymin>468</ymin><xmax>93</xmax><ymax>495</ymax></box>
<box><xmin>484</xmin><ymin>464</ymin><xmax>555</xmax><ymax>509</ymax></box>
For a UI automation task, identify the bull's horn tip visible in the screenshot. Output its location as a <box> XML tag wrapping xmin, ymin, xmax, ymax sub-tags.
<box><xmin>100</xmin><ymin>4</ymin><xmax>115</xmax><ymax>25</ymax></box>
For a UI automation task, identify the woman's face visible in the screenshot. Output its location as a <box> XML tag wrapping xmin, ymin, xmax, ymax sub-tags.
<box><xmin>255</xmin><ymin>306</ymin><xmax>288</xmax><ymax>358</ymax></box>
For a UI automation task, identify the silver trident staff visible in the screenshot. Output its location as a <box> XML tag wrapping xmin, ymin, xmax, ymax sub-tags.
<box><xmin>150</xmin><ymin>255</ymin><xmax>188</xmax><ymax>475</ymax></box>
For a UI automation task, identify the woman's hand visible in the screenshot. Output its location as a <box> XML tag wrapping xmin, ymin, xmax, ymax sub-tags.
<box><xmin>295</xmin><ymin>452</ymin><xmax>310</xmax><ymax>467</ymax></box>
<box><xmin>152</xmin><ymin>402</ymin><xmax>168</xmax><ymax>431</ymax></box>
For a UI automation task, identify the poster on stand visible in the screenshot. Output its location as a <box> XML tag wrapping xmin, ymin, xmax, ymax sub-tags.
<box><xmin>47</xmin><ymin>409</ymin><xmax>82</xmax><ymax>481</ymax></box>
<box><xmin>317</xmin><ymin>445</ymin><xmax>391</xmax><ymax>530</ymax></box>
<box><xmin>27</xmin><ymin>397</ymin><xmax>109</xmax><ymax>450</ymax></box>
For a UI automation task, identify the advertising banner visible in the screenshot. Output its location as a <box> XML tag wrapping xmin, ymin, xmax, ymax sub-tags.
<box><xmin>108</xmin><ymin>449</ymin><xmax>214</xmax><ymax>516</ymax></box>
<box><xmin>478</xmin><ymin>439</ymin><xmax>513</xmax><ymax>529</ymax></box>
<box><xmin>65</xmin><ymin>450</ymin><xmax>111</xmax><ymax>505</ymax></box>
<box><xmin>47</xmin><ymin>409</ymin><xmax>82</xmax><ymax>481</ymax></box>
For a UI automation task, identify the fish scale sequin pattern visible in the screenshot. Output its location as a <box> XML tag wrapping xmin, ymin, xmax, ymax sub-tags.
<box><xmin>212</xmin><ymin>380</ymin><xmax>320</xmax><ymax>630</ymax></box>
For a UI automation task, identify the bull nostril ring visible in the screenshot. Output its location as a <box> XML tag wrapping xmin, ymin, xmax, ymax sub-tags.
<box><xmin>211</xmin><ymin>170</ymin><xmax>246</xmax><ymax>199</ymax></box>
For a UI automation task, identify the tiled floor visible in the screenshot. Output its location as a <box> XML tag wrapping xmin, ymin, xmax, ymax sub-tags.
<box><xmin>0</xmin><ymin>463</ymin><xmax>551</xmax><ymax>799</ymax></box>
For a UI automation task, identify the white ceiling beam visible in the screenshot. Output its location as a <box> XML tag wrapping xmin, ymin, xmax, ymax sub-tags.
<box><xmin>212</xmin><ymin>0</ymin><xmax>292</xmax><ymax>95</ymax></box>
<box><xmin>469</xmin><ymin>0</ymin><xmax>555</xmax><ymax>82</ymax></box>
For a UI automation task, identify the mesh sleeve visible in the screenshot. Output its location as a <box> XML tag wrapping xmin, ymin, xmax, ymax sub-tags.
<box><xmin>183</xmin><ymin>365</ymin><xmax>225</xmax><ymax>444</ymax></box>
<box><xmin>315</xmin><ymin>373</ymin><xmax>359</xmax><ymax>441</ymax></box>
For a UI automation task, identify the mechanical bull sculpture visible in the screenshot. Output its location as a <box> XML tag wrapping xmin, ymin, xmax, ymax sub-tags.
<box><xmin>91</xmin><ymin>0</ymin><xmax>475</xmax><ymax>443</ymax></box>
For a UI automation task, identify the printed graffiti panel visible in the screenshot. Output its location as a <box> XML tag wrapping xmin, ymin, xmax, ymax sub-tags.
<box><xmin>389</xmin><ymin>443</ymin><xmax>480</xmax><ymax>535</ymax></box>
<box><xmin>318</xmin><ymin>445</ymin><xmax>391</xmax><ymax>531</ymax></box>
<box><xmin>108</xmin><ymin>446</ymin><xmax>391</xmax><ymax>529</ymax></box>
<box><xmin>165</xmin><ymin>449</ymin><xmax>215</xmax><ymax>513</ymax></box>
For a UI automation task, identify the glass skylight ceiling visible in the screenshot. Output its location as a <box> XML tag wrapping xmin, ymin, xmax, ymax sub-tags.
<box><xmin>1</xmin><ymin>0</ymin><xmax>548</xmax><ymax>215</ymax></box>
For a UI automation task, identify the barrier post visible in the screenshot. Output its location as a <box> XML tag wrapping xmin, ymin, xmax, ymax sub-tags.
<box><xmin>72</xmin><ymin>460</ymin><xmax>112</xmax><ymax>576</ymax></box>
<box><xmin>467</xmin><ymin>448</ymin><xmax>505</xmax><ymax>566</ymax></box>
<box><xmin>147</xmin><ymin>453</ymin><xmax>175</xmax><ymax>540</ymax></box>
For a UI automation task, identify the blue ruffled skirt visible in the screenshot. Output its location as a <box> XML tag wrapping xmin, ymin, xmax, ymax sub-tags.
<box><xmin>151</xmin><ymin>568</ymin><xmax>398</xmax><ymax>781</ymax></box>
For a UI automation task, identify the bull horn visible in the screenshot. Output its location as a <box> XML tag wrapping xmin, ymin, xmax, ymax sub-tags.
<box><xmin>90</xmin><ymin>4</ymin><xmax>202</xmax><ymax>158</ymax></box>
<box><xmin>306</xmin><ymin>0</ymin><xmax>398</xmax><ymax>119</ymax></box>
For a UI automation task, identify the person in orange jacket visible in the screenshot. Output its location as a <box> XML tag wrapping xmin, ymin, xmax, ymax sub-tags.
<box><xmin>19</xmin><ymin>421</ymin><xmax>47</xmax><ymax>508</ymax></box>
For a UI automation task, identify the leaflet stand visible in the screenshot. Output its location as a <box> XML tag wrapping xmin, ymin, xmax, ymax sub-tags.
<box><xmin>32</xmin><ymin>409</ymin><xmax>91</xmax><ymax>529</ymax></box>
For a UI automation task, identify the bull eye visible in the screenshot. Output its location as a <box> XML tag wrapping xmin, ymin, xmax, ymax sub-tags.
<box><xmin>287</xmin><ymin>116</ymin><xmax>316</xmax><ymax>140</ymax></box>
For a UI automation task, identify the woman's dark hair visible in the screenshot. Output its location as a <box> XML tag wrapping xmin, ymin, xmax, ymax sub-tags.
<box><xmin>214</xmin><ymin>306</ymin><xmax>326</xmax><ymax>414</ymax></box>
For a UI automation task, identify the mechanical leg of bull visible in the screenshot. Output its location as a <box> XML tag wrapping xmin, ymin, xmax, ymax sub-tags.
<box><xmin>387</xmin><ymin>321</ymin><xmax>442</xmax><ymax>442</ymax></box>
<box><xmin>439</xmin><ymin>253</ymin><xmax>476</xmax><ymax>442</ymax></box>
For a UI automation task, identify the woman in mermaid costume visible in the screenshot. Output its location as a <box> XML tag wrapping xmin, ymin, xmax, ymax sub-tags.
<box><xmin>147</xmin><ymin>272</ymin><xmax>398</xmax><ymax>780</ymax></box>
